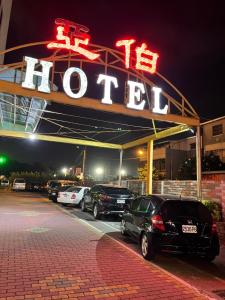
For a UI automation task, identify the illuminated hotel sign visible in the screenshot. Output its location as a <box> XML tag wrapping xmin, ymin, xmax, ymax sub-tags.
<box><xmin>21</xmin><ymin>19</ymin><xmax>168</xmax><ymax>114</ymax></box>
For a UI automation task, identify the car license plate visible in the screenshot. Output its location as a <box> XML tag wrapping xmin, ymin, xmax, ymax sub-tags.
<box><xmin>182</xmin><ymin>225</ymin><xmax>197</xmax><ymax>233</ymax></box>
<box><xmin>117</xmin><ymin>199</ymin><xmax>125</xmax><ymax>204</ymax></box>
<box><xmin>52</xmin><ymin>193</ymin><xmax>56</xmax><ymax>195</ymax></box>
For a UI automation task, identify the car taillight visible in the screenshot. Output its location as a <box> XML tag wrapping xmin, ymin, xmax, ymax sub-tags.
<box><xmin>211</xmin><ymin>223</ymin><xmax>217</xmax><ymax>234</ymax></box>
<box><xmin>151</xmin><ymin>215</ymin><xmax>165</xmax><ymax>232</ymax></box>
<box><xmin>71</xmin><ymin>193</ymin><xmax>76</xmax><ymax>200</ymax></box>
<box><xmin>99</xmin><ymin>194</ymin><xmax>112</xmax><ymax>201</ymax></box>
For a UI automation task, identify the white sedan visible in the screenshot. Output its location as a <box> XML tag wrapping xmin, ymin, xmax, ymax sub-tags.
<box><xmin>57</xmin><ymin>186</ymin><xmax>90</xmax><ymax>206</ymax></box>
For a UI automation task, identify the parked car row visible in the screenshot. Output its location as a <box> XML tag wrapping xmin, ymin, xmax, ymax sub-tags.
<box><xmin>49</xmin><ymin>183</ymin><xmax>221</xmax><ymax>262</ymax></box>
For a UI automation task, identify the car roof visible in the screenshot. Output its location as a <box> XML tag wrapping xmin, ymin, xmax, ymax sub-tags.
<box><xmin>68</xmin><ymin>186</ymin><xmax>90</xmax><ymax>189</ymax></box>
<box><xmin>95</xmin><ymin>184</ymin><xmax>127</xmax><ymax>188</ymax></box>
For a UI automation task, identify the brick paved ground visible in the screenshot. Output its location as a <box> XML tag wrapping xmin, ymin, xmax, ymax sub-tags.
<box><xmin>0</xmin><ymin>192</ymin><xmax>210</xmax><ymax>300</ymax></box>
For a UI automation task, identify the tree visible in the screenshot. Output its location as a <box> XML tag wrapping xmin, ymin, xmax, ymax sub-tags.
<box><xmin>138</xmin><ymin>164</ymin><xmax>162</xmax><ymax>180</ymax></box>
<box><xmin>178</xmin><ymin>152</ymin><xmax>225</xmax><ymax>180</ymax></box>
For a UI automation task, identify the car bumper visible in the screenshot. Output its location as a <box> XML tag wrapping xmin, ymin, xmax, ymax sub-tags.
<box><xmin>151</xmin><ymin>233</ymin><xmax>220</xmax><ymax>256</ymax></box>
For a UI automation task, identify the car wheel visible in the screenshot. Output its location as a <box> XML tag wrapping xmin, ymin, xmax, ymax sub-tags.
<box><xmin>141</xmin><ymin>233</ymin><xmax>155</xmax><ymax>260</ymax></box>
<box><xmin>81</xmin><ymin>200</ymin><xmax>86</xmax><ymax>212</ymax></box>
<box><xmin>121</xmin><ymin>219</ymin><xmax>128</xmax><ymax>236</ymax></box>
<box><xmin>93</xmin><ymin>203</ymin><xmax>100</xmax><ymax>219</ymax></box>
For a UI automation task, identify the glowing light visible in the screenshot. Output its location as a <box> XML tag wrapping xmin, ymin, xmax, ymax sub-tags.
<box><xmin>138</xmin><ymin>150</ymin><xmax>144</xmax><ymax>155</ymax></box>
<box><xmin>53</xmin><ymin>174</ymin><xmax>57</xmax><ymax>177</ymax></box>
<box><xmin>116</xmin><ymin>39</ymin><xmax>135</xmax><ymax>68</ymax></box>
<box><xmin>47</xmin><ymin>25</ymin><xmax>99</xmax><ymax>60</ymax></box>
<box><xmin>152</xmin><ymin>87</ymin><xmax>168</xmax><ymax>115</ymax></box>
<box><xmin>63</xmin><ymin>67</ymin><xmax>88</xmax><ymax>98</ymax></box>
<box><xmin>135</xmin><ymin>43</ymin><xmax>159</xmax><ymax>74</ymax></box>
<box><xmin>29</xmin><ymin>134</ymin><xmax>36</xmax><ymax>140</ymax></box>
<box><xmin>97</xmin><ymin>74</ymin><xmax>118</xmax><ymax>104</ymax></box>
<box><xmin>95</xmin><ymin>167</ymin><xmax>103</xmax><ymax>175</ymax></box>
<box><xmin>62</xmin><ymin>168</ymin><xmax>68</xmax><ymax>176</ymax></box>
<box><xmin>22</xmin><ymin>56</ymin><xmax>53</xmax><ymax>93</ymax></box>
<box><xmin>127</xmin><ymin>80</ymin><xmax>146</xmax><ymax>110</ymax></box>
<box><xmin>120</xmin><ymin>169</ymin><xmax>126</xmax><ymax>176</ymax></box>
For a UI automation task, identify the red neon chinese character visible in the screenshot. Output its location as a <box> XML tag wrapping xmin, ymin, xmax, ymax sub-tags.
<box><xmin>135</xmin><ymin>43</ymin><xmax>158</xmax><ymax>74</ymax></box>
<box><xmin>116</xmin><ymin>39</ymin><xmax>135</xmax><ymax>68</ymax></box>
<box><xmin>116</xmin><ymin>39</ymin><xmax>159</xmax><ymax>74</ymax></box>
<box><xmin>47</xmin><ymin>19</ymin><xmax>100</xmax><ymax>61</ymax></box>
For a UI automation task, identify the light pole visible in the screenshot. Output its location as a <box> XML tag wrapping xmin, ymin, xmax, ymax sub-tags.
<box><xmin>95</xmin><ymin>167</ymin><xmax>104</xmax><ymax>181</ymax></box>
<box><xmin>62</xmin><ymin>167</ymin><xmax>68</xmax><ymax>177</ymax></box>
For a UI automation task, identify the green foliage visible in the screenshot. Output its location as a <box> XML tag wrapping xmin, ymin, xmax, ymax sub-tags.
<box><xmin>137</xmin><ymin>164</ymin><xmax>164</xmax><ymax>180</ymax></box>
<box><xmin>178</xmin><ymin>152</ymin><xmax>225</xmax><ymax>180</ymax></box>
<box><xmin>201</xmin><ymin>199</ymin><xmax>222</xmax><ymax>222</ymax></box>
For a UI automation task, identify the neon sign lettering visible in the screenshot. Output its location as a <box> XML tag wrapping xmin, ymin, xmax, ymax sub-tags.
<box><xmin>47</xmin><ymin>19</ymin><xmax>100</xmax><ymax>60</ymax></box>
<box><xmin>21</xmin><ymin>56</ymin><xmax>168</xmax><ymax>115</ymax></box>
<box><xmin>116</xmin><ymin>39</ymin><xmax>159</xmax><ymax>74</ymax></box>
<box><xmin>47</xmin><ymin>19</ymin><xmax>159</xmax><ymax>73</ymax></box>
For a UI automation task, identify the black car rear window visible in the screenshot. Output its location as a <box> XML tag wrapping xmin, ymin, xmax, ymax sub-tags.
<box><xmin>51</xmin><ymin>182</ymin><xmax>61</xmax><ymax>188</ymax></box>
<box><xmin>161</xmin><ymin>200</ymin><xmax>212</xmax><ymax>223</ymax></box>
<box><xmin>15</xmin><ymin>179</ymin><xmax>25</xmax><ymax>183</ymax></box>
<box><xmin>66</xmin><ymin>187</ymin><xmax>82</xmax><ymax>193</ymax></box>
<box><xmin>102</xmin><ymin>187</ymin><xmax>131</xmax><ymax>195</ymax></box>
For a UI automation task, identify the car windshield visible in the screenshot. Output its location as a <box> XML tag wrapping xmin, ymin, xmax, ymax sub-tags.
<box><xmin>161</xmin><ymin>200</ymin><xmax>212</xmax><ymax>223</ymax></box>
<box><xmin>66</xmin><ymin>187</ymin><xmax>82</xmax><ymax>193</ymax></box>
<box><xmin>102</xmin><ymin>187</ymin><xmax>131</xmax><ymax>195</ymax></box>
<box><xmin>15</xmin><ymin>179</ymin><xmax>25</xmax><ymax>183</ymax></box>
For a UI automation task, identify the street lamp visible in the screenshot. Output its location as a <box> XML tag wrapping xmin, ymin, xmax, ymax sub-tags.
<box><xmin>138</xmin><ymin>149</ymin><xmax>144</xmax><ymax>156</ymax></box>
<box><xmin>120</xmin><ymin>169</ymin><xmax>126</xmax><ymax>176</ymax></box>
<box><xmin>62</xmin><ymin>167</ymin><xmax>68</xmax><ymax>177</ymax></box>
<box><xmin>29</xmin><ymin>133</ymin><xmax>36</xmax><ymax>140</ymax></box>
<box><xmin>95</xmin><ymin>167</ymin><xmax>103</xmax><ymax>175</ymax></box>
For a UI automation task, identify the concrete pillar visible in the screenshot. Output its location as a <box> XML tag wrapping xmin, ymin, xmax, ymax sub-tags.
<box><xmin>118</xmin><ymin>149</ymin><xmax>123</xmax><ymax>186</ymax></box>
<box><xmin>196</xmin><ymin>126</ymin><xmax>202</xmax><ymax>199</ymax></box>
<box><xmin>146</xmin><ymin>140</ymin><xmax>154</xmax><ymax>194</ymax></box>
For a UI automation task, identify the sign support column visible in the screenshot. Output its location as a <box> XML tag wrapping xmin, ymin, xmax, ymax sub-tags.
<box><xmin>118</xmin><ymin>149</ymin><xmax>123</xmax><ymax>186</ymax></box>
<box><xmin>196</xmin><ymin>126</ymin><xmax>202</xmax><ymax>199</ymax></box>
<box><xmin>146</xmin><ymin>140</ymin><xmax>154</xmax><ymax>194</ymax></box>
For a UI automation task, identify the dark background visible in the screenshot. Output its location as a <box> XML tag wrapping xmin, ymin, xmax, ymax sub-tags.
<box><xmin>1</xmin><ymin>0</ymin><xmax>225</xmax><ymax>175</ymax></box>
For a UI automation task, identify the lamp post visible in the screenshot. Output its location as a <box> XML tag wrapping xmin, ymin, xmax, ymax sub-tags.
<box><xmin>95</xmin><ymin>167</ymin><xmax>104</xmax><ymax>181</ymax></box>
<box><xmin>62</xmin><ymin>167</ymin><xmax>68</xmax><ymax>177</ymax></box>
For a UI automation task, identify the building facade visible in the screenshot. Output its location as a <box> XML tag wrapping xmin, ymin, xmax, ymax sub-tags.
<box><xmin>152</xmin><ymin>116</ymin><xmax>225</xmax><ymax>179</ymax></box>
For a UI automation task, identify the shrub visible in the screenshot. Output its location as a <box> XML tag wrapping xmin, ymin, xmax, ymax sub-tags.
<box><xmin>201</xmin><ymin>200</ymin><xmax>222</xmax><ymax>222</ymax></box>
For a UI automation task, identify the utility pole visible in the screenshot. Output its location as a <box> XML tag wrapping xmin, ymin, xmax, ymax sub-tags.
<box><xmin>82</xmin><ymin>148</ymin><xmax>86</xmax><ymax>181</ymax></box>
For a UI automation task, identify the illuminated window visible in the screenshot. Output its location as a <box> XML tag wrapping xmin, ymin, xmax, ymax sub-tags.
<box><xmin>212</xmin><ymin>124</ymin><xmax>223</xmax><ymax>136</ymax></box>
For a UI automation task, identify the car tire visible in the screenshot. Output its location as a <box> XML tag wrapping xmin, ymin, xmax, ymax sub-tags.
<box><xmin>141</xmin><ymin>233</ymin><xmax>155</xmax><ymax>260</ymax></box>
<box><xmin>121</xmin><ymin>219</ymin><xmax>128</xmax><ymax>236</ymax></box>
<box><xmin>81</xmin><ymin>200</ymin><xmax>86</xmax><ymax>212</ymax></box>
<box><xmin>93</xmin><ymin>203</ymin><xmax>101</xmax><ymax>219</ymax></box>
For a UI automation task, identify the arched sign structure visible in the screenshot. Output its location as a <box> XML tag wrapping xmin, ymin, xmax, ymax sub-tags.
<box><xmin>0</xmin><ymin>19</ymin><xmax>201</xmax><ymax>196</ymax></box>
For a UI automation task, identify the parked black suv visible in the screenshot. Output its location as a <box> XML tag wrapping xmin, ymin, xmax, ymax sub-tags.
<box><xmin>81</xmin><ymin>184</ymin><xmax>134</xmax><ymax>219</ymax></box>
<box><xmin>121</xmin><ymin>194</ymin><xmax>220</xmax><ymax>261</ymax></box>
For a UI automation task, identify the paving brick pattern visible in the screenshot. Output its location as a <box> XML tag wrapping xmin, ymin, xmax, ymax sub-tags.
<box><xmin>0</xmin><ymin>192</ymin><xmax>209</xmax><ymax>300</ymax></box>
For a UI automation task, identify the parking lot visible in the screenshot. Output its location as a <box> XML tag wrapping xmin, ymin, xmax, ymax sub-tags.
<box><xmin>65</xmin><ymin>205</ymin><xmax>225</xmax><ymax>299</ymax></box>
<box><xmin>0</xmin><ymin>190</ymin><xmax>225</xmax><ymax>300</ymax></box>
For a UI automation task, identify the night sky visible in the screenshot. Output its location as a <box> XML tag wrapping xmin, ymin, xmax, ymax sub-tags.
<box><xmin>1</xmin><ymin>0</ymin><xmax>225</xmax><ymax>175</ymax></box>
